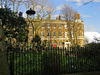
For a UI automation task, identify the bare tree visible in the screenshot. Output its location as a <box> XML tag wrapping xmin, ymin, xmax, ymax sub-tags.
<box><xmin>25</xmin><ymin>0</ymin><xmax>55</xmax><ymax>46</ymax></box>
<box><xmin>93</xmin><ymin>36</ymin><xmax>100</xmax><ymax>43</ymax></box>
<box><xmin>26</xmin><ymin>0</ymin><xmax>55</xmax><ymax>35</ymax></box>
<box><xmin>0</xmin><ymin>0</ymin><xmax>24</xmax><ymax>12</ymax></box>
<box><xmin>61</xmin><ymin>4</ymin><xmax>76</xmax><ymax>46</ymax></box>
<box><xmin>0</xmin><ymin>0</ymin><xmax>3</xmax><ymax>8</ymax></box>
<box><xmin>9</xmin><ymin>0</ymin><xmax>24</xmax><ymax>12</ymax></box>
<box><xmin>83</xmin><ymin>0</ymin><xmax>94</xmax><ymax>5</ymax></box>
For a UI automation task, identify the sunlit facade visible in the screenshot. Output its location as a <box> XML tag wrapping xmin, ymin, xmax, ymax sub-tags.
<box><xmin>27</xmin><ymin>12</ymin><xmax>85</xmax><ymax>48</ymax></box>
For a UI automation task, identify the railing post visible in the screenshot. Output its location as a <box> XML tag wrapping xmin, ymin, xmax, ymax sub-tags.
<box><xmin>10</xmin><ymin>48</ymin><xmax>14</xmax><ymax>75</ymax></box>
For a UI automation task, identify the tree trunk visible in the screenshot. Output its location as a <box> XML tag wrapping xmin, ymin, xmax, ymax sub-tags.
<box><xmin>0</xmin><ymin>25</ymin><xmax>10</xmax><ymax>75</ymax></box>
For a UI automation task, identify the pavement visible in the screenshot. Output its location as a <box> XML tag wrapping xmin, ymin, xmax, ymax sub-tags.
<box><xmin>61</xmin><ymin>71</ymin><xmax>100</xmax><ymax>75</ymax></box>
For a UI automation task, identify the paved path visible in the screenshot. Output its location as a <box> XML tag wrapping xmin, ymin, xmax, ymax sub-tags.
<box><xmin>61</xmin><ymin>71</ymin><xmax>100</xmax><ymax>75</ymax></box>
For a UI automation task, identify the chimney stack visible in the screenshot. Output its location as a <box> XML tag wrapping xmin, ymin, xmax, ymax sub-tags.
<box><xmin>59</xmin><ymin>14</ymin><xmax>61</xmax><ymax>20</ymax></box>
<box><xmin>75</xmin><ymin>12</ymin><xmax>80</xmax><ymax>19</ymax></box>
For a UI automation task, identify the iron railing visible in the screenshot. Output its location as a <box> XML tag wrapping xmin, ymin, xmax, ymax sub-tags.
<box><xmin>6</xmin><ymin>46</ymin><xmax>100</xmax><ymax>75</ymax></box>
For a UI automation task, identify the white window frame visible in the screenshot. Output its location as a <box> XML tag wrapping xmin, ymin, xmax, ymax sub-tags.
<box><xmin>82</xmin><ymin>32</ymin><xmax>84</xmax><ymax>36</ymax></box>
<box><xmin>53</xmin><ymin>32</ymin><xmax>56</xmax><ymax>37</ymax></box>
<box><xmin>47</xmin><ymin>24</ymin><xmax>50</xmax><ymax>28</ymax></box>
<box><xmin>29</xmin><ymin>31</ymin><xmax>32</xmax><ymax>36</ymax></box>
<box><xmin>59</xmin><ymin>32</ymin><xmax>61</xmax><ymax>37</ymax></box>
<box><xmin>71</xmin><ymin>24</ymin><xmax>73</xmax><ymax>28</ymax></box>
<box><xmin>53</xmin><ymin>24</ymin><xmax>56</xmax><ymax>28</ymax></box>
<box><xmin>65</xmin><ymin>32</ymin><xmax>67</xmax><ymax>37</ymax></box>
<box><xmin>29</xmin><ymin>24</ymin><xmax>32</xmax><ymax>28</ymax></box>
<box><xmin>59</xmin><ymin>24</ymin><xmax>61</xmax><ymax>29</ymax></box>
<box><xmin>41</xmin><ymin>24</ymin><xmax>44</xmax><ymax>28</ymax></box>
<box><xmin>41</xmin><ymin>31</ymin><xmax>44</xmax><ymax>37</ymax></box>
<box><xmin>81</xmin><ymin>25</ymin><xmax>83</xmax><ymax>28</ymax></box>
<box><xmin>59</xmin><ymin>41</ymin><xmax>62</xmax><ymax>46</ymax></box>
<box><xmin>65</xmin><ymin>25</ymin><xmax>67</xmax><ymax>29</ymax></box>
<box><xmin>71</xmin><ymin>32</ymin><xmax>73</xmax><ymax>37</ymax></box>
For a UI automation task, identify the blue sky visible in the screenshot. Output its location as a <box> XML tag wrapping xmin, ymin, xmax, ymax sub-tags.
<box><xmin>21</xmin><ymin>0</ymin><xmax>100</xmax><ymax>34</ymax></box>
<box><xmin>51</xmin><ymin>0</ymin><xmax>100</xmax><ymax>32</ymax></box>
<box><xmin>50</xmin><ymin>0</ymin><xmax>100</xmax><ymax>42</ymax></box>
<box><xmin>1</xmin><ymin>0</ymin><xmax>100</xmax><ymax>42</ymax></box>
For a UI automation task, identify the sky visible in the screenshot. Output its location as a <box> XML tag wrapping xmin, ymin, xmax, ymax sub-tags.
<box><xmin>1</xmin><ymin>0</ymin><xmax>100</xmax><ymax>43</ymax></box>
<box><xmin>49</xmin><ymin>0</ymin><xmax>100</xmax><ymax>43</ymax></box>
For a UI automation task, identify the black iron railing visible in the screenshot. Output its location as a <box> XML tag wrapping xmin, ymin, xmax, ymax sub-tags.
<box><xmin>6</xmin><ymin>46</ymin><xmax>100</xmax><ymax>75</ymax></box>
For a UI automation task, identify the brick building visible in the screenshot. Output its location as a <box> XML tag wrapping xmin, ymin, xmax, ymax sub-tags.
<box><xmin>27</xmin><ymin>12</ymin><xmax>85</xmax><ymax>48</ymax></box>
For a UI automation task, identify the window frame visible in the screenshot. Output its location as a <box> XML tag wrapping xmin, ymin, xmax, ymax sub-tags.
<box><xmin>71</xmin><ymin>32</ymin><xmax>73</xmax><ymax>37</ymax></box>
<box><xmin>53</xmin><ymin>32</ymin><xmax>56</xmax><ymax>36</ymax></box>
<box><xmin>65</xmin><ymin>25</ymin><xmax>67</xmax><ymax>29</ymax></box>
<box><xmin>53</xmin><ymin>24</ymin><xmax>56</xmax><ymax>28</ymax></box>
<box><xmin>47</xmin><ymin>24</ymin><xmax>50</xmax><ymax>28</ymax></box>
<box><xmin>41</xmin><ymin>24</ymin><xmax>44</xmax><ymax>28</ymax></box>
<box><xmin>59</xmin><ymin>32</ymin><xmax>61</xmax><ymax>37</ymax></box>
<box><xmin>65</xmin><ymin>32</ymin><xmax>67</xmax><ymax>37</ymax></box>
<box><xmin>29</xmin><ymin>24</ymin><xmax>32</xmax><ymax>28</ymax></box>
<box><xmin>41</xmin><ymin>31</ymin><xmax>44</xmax><ymax>37</ymax></box>
<box><xmin>59</xmin><ymin>24</ymin><xmax>61</xmax><ymax>29</ymax></box>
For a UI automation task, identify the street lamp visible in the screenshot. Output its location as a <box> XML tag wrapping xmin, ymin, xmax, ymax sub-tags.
<box><xmin>26</xmin><ymin>8</ymin><xmax>36</xmax><ymax>50</ymax></box>
<box><xmin>26</xmin><ymin>8</ymin><xmax>35</xmax><ymax>16</ymax></box>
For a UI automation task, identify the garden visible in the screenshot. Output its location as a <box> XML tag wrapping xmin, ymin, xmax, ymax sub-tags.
<box><xmin>7</xmin><ymin>42</ymin><xmax>100</xmax><ymax>75</ymax></box>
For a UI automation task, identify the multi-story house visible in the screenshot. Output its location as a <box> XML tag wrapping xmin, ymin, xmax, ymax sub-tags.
<box><xmin>27</xmin><ymin>12</ymin><xmax>85</xmax><ymax>48</ymax></box>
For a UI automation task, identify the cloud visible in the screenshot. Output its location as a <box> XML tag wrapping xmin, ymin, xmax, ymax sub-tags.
<box><xmin>52</xmin><ymin>15</ymin><xmax>59</xmax><ymax>19</ymax></box>
<box><xmin>85</xmin><ymin>32</ymin><xmax>100</xmax><ymax>43</ymax></box>
<box><xmin>77</xmin><ymin>2</ymin><xmax>83</xmax><ymax>5</ymax></box>
<box><xmin>81</xmin><ymin>14</ymin><xmax>92</xmax><ymax>18</ymax></box>
<box><xmin>66</xmin><ymin>0</ymin><xmax>100</xmax><ymax>6</ymax></box>
<box><xmin>84</xmin><ymin>26</ymin><xmax>96</xmax><ymax>32</ymax></box>
<box><xmin>23</xmin><ymin>13</ymin><xmax>27</xmax><ymax>18</ymax></box>
<box><xmin>57</xmin><ymin>3</ymin><xmax>70</xmax><ymax>10</ymax></box>
<box><xmin>84</xmin><ymin>26</ymin><xmax>100</xmax><ymax>43</ymax></box>
<box><xmin>0</xmin><ymin>5</ymin><xmax>5</xmax><ymax>8</ymax></box>
<box><xmin>66</xmin><ymin>0</ymin><xmax>100</xmax><ymax>2</ymax></box>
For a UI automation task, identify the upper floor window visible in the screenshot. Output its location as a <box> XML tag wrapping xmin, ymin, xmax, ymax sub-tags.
<box><xmin>65</xmin><ymin>32</ymin><xmax>67</xmax><ymax>37</ymax></box>
<box><xmin>71</xmin><ymin>24</ymin><xmax>74</xmax><ymax>28</ymax></box>
<box><xmin>53</xmin><ymin>32</ymin><xmax>56</xmax><ymax>36</ymax></box>
<box><xmin>29</xmin><ymin>31</ymin><xmax>32</xmax><ymax>36</ymax></box>
<box><xmin>82</xmin><ymin>40</ymin><xmax>84</xmax><ymax>45</ymax></box>
<box><xmin>41</xmin><ymin>24</ymin><xmax>44</xmax><ymax>28</ymax></box>
<box><xmin>65</xmin><ymin>25</ymin><xmax>67</xmax><ymax>29</ymax></box>
<box><xmin>81</xmin><ymin>25</ymin><xmax>83</xmax><ymax>28</ymax></box>
<box><xmin>41</xmin><ymin>31</ymin><xmax>44</xmax><ymax>37</ymax></box>
<box><xmin>47</xmin><ymin>31</ymin><xmax>50</xmax><ymax>36</ymax></box>
<box><xmin>59</xmin><ymin>24</ymin><xmax>61</xmax><ymax>29</ymax></box>
<box><xmin>29</xmin><ymin>24</ymin><xmax>32</xmax><ymax>28</ymax></box>
<box><xmin>82</xmin><ymin>32</ymin><xmax>84</xmax><ymax>36</ymax></box>
<box><xmin>59</xmin><ymin>41</ymin><xmax>62</xmax><ymax>46</ymax></box>
<box><xmin>53</xmin><ymin>24</ymin><xmax>56</xmax><ymax>28</ymax></box>
<box><xmin>71</xmin><ymin>32</ymin><xmax>73</xmax><ymax>37</ymax></box>
<box><xmin>59</xmin><ymin>32</ymin><xmax>61</xmax><ymax>37</ymax></box>
<box><xmin>47</xmin><ymin>24</ymin><xmax>50</xmax><ymax>28</ymax></box>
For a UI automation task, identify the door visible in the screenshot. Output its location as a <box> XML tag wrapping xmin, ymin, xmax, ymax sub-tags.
<box><xmin>65</xmin><ymin>42</ymin><xmax>70</xmax><ymax>48</ymax></box>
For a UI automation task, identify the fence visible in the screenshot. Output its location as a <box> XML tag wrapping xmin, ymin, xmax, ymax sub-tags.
<box><xmin>6</xmin><ymin>46</ymin><xmax>100</xmax><ymax>75</ymax></box>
